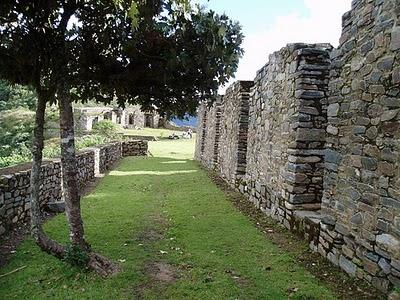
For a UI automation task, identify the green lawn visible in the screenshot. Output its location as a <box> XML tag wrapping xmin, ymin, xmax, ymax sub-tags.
<box><xmin>0</xmin><ymin>138</ymin><xmax>336</xmax><ymax>299</ymax></box>
<box><xmin>121</xmin><ymin>127</ymin><xmax>180</xmax><ymax>138</ymax></box>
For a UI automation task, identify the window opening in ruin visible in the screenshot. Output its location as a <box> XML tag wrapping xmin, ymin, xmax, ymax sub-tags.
<box><xmin>145</xmin><ymin>114</ymin><xmax>153</xmax><ymax>127</ymax></box>
<box><xmin>129</xmin><ymin>113</ymin><xmax>135</xmax><ymax>125</ymax></box>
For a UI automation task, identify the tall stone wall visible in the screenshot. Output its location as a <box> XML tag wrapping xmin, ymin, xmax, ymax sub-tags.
<box><xmin>0</xmin><ymin>140</ymin><xmax>148</xmax><ymax>237</ymax></box>
<box><xmin>201</xmin><ymin>99</ymin><xmax>223</xmax><ymax>170</ymax></box>
<box><xmin>319</xmin><ymin>0</ymin><xmax>400</xmax><ymax>290</ymax></box>
<box><xmin>194</xmin><ymin>0</ymin><xmax>399</xmax><ymax>291</ymax></box>
<box><xmin>194</xmin><ymin>103</ymin><xmax>208</xmax><ymax>161</ymax></box>
<box><xmin>245</xmin><ymin>44</ymin><xmax>331</xmax><ymax>218</ymax></box>
<box><xmin>218</xmin><ymin>81</ymin><xmax>253</xmax><ymax>187</ymax></box>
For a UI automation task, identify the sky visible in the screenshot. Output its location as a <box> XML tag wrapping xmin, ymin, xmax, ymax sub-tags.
<box><xmin>196</xmin><ymin>0</ymin><xmax>352</xmax><ymax>91</ymax></box>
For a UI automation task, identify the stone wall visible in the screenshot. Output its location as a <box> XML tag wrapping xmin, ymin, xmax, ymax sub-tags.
<box><xmin>245</xmin><ymin>44</ymin><xmax>331</xmax><ymax>217</ymax></box>
<box><xmin>122</xmin><ymin>140</ymin><xmax>148</xmax><ymax>157</ymax></box>
<box><xmin>0</xmin><ymin>140</ymin><xmax>148</xmax><ymax>237</ymax></box>
<box><xmin>201</xmin><ymin>99</ymin><xmax>223</xmax><ymax>170</ymax></box>
<box><xmin>217</xmin><ymin>81</ymin><xmax>253</xmax><ymax>187</ymax></box>
<box><xmin>76</xmin><ymin>150</ymin><xmax>96</xmax><ymax>188</ymax></box>
<box><xmin>0</xmin><ymin>162</ymin><xmax>62</xmax><ymax>236</ymax></box>
<box><xmin>194</xmin><ymin>103</ymin><xmax>208</xmax><ymax>161</ymax></box>
<box><xmin>99</xmin><ymin>142</ymin><xmax>122</xmax><ymax>173</ymax></box>
<box><xmin>319</xmin><ymin>0</ymin><xmax>400</xmax><ymax>291</ymax></box>
<box><xmin>195</xmin><ymin>0</ymin><xmax>400</xmax><ymax>291</ymax></box>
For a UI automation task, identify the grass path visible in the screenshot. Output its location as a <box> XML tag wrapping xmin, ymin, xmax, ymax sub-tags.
<box><xmin>0</xmin><ymin>138</ymin><xmax>337</xmax><ymax>299</ymax></box>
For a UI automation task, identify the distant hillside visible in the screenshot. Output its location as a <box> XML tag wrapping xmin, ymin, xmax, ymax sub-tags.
<box><xmin>171</xmin><ymin>116</ymin><xmax>198</xmax><ymax>127</ymax></box>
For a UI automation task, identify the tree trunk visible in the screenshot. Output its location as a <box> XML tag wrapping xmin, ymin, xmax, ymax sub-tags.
<box><xmin>57</xmin><ymin>81</ymin><xmax>91</xmax><ymax>251</ymax></box>
<box><xmin>57</xmin><ymin>82</ymin><xmax>119</xmax><ymax>276</ymax></box>
<box><xmin>30</xmin><ymin>89</ymin><xmax>65</xmax><ymax>258</ymax></box>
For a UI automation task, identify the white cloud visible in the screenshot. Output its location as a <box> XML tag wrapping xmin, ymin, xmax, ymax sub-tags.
<box><xmin>223</xmin><ymin>0</ymin><xmax>352</xmax><ymax>91</ymax></box>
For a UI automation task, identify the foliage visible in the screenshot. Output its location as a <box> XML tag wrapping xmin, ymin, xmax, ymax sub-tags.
<box><xmin>0</xmin><ymin>80</ymin><xmax>37</xmax><ymax>111</ymax></box>
<box><xmin>92</xmin><ymin>120</ymin><xmax>119</xmax><ymax>139</ymax></box>
<box><xmin>0</xmin><ymin>108</ymin><xmax>35</xmax><ymax>157</ymax></box>
<box><xmin>0</xmin><ymin>1</ymin><xmax>243</xmax><ymax>116</ymax></box>
<box><xmin>64</xmin><ymin>244</ymin><xmax>90</xmax><ymax>268</ymax></box>
<box><xmin>0</xmin><ymin>135</ymin><xmax>112</xmax><ymax>168</ymax></box>
<box><xmin>0</xmin><ymin>139</ymin><xmax>337</xmax><ymax>299</ymax></box>
<box><xmin>0</xmin><ymin>107</ymin><xmax>59</xmax><ymax>166</ymax></box>
<box><xmin>0</xmin><ymin>145</ymin><xmax>32</xmax><ymax>168</ymax></box>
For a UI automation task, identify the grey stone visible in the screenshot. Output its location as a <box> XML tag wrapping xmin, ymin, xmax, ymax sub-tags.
<box><xmin>325</xmin><ymin>149</ymin><xmax>342</xmax><ymax>164</ymax></box>
<box><xmin>390</xmin><ymin>26</ymin><xmax>400</xmax><ymax>51</ymax></box>
<box><xmin>350</xmin><ymin>213</ymin><xmax>363</xmax><ymax>225</ymax></box>
<box><xmin>377</xmin><ymin>56</ymin><xmax>394</xmax><ymax>71</ymax></box>
<box><xmin>381</xmin><ymin>109</ymin><xmax>399</xmax><ymax>122</ymax></box>
<box><xmin>339</xmin><ymin>255</ymin><xmax>357</xmax><ymax>276</ymax></box>
<box><xmin>326</xmin><ymin>125</ymin><xmax>338</xmax><ymax>135</ymax></box>
<box><xmin>45</xmin><ymin>202</ymin><xmax>65</xmax><ymax>213</ymax></box>
<box><xmin>327</xmin><ymin>103</ymin><xmax>340</xmax><ymax>117</ymax></box>
<box><xmin>393</xmin><ymin>67</ymin><xmax>400</xmax><ymax>85</ymax></box>
<box><xmin>296</xmin><ymin>128</ymin><xmax>325</xmax><ymax>142</ymax></box>
<box><xmin>321</xmin><ymin>216</ymin><xmax>336</xmax><ymax>226</ymax></box>
<box><xmin>376</xmin><ymin>234</ymin><xmax>400</xmax><ymax>255</ymax></box>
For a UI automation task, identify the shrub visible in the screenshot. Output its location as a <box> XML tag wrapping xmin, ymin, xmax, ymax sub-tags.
<box><xmin>92</xmin><ymin>120</ymin><xmax>118</xmax><ymax>138</ymax></box>
<box><xmin>64</xmin><ymin>244</ymin><xmax>90</xmax><ymax>267</ymax></box>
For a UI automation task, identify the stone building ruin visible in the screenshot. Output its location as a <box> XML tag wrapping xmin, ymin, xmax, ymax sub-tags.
<box><xmin>74</xmin><ymin>105</ymin><xmax>160</xmax><ymax>132</ymax></box>
<box><xmin>196</xmin><ymin>0</ymin><xmax>400</xmax><ymax>292</ymax></box>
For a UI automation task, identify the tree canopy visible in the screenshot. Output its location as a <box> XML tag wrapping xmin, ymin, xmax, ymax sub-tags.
<box><xmin>0</xmin><ymin>0</ymin><xmax>244</xmax><ymax>115</ymax></box>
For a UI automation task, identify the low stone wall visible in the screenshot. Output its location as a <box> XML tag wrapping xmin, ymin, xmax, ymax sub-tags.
<box><xmin>0</xmin><ymin>140</ymin><xmax>148</xmax><ymax>237</ymax></box>
<box><xmin>122</xmin><ymin>140</ymin><xmax>148</xmax><ymax>157</ymax></box>
<box><xmin>76</xmin><ymin>150</ymin><xmax>96</xmax><ymax>188</ymax></box>
<box><xmin>0</xmin><ymin>162</ymin><xmax>62</xmax><ymax>235</ymax></box>
<box><xmin>99</xmin><ymin>142</ymin><xmax>122</xmax><ymax>173</ymax></box>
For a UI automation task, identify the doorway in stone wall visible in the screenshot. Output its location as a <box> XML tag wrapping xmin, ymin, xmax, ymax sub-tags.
<box><xmin>145</xmin><ymin>114</ymin><xmax>153</xmax><ymax>127</ymax></box>
<box><xmin>129</xmin><ymin>113</ymin><xmax>135</xmax><ymax>126</ymax></box>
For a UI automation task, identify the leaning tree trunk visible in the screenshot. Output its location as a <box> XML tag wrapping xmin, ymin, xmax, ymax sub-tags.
<box><xmin>57</xmin><ymin>81</ymin><xmax>90</xmax><ymax>252</ymax></box>
<box><xmin>30</xmin><ymin>89</ymin><xmax>66</xmax><ymax>258</ymax></box>
<box><xmin>57</xmin><ymin>82</ymin><xmax>119</xmax><ymax>276</ymax></box>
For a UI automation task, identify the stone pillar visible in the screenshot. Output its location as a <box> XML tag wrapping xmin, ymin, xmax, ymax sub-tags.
<box><xmin>245</xmin><ymin>43</ymin><xmax>331</xmax><ymax>216</ymax></box>
<box><xmin>201</xmin><ymin>97</ymin><xmax>224</xmax><ymax>169</ymax></box>
<box><xmin>218</xmin><ymin>81</ymin><xmax>254</xmax><ymax>188</ymax></box>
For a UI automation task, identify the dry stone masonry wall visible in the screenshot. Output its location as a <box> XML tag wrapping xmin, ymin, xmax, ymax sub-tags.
<box><xmin>245</xmin><ymin>44</ymin><xmax>331</xmax><ymax>218</ymax></box>
<box><xmin>217</xmin><ymin>81</ymin><xmax>253</xmax><ymax>187</ymax></box>
<box><xmin>122</xmin><ymin>140</ymin><xmax>148</xmax><ymax>156</ymax></box>
<box><xmin>201</xmin><ymin>99</ymin><xmax>223</xmax><ymax>170</ymax></box>
<box><xmin>320</xmin><ymin>0</ymin><xmax>400</xmax><ymax>291</ymax></box>
<box><xmin>194</xmin><ymin>104</ymin><xmax>208</xmax><ymax>161</ymax></box>
<box><xmin>195</xmin><ymin>0</ymin><xmax>399</xmax><ymax>292</ymax></box>
<box><xmin>99</xmin><ymin>142</ymin><xmax>123</xmax><ymax>173</ymax></box>
<box><xmin>0</xmin><ymin>162</ymin><xmax>62</xmax><ymax>236</ymax></box>
<box><xmin>0</xmin><ymin>140</ymin><xmax>148</xmax><ymax>237</ymax></box>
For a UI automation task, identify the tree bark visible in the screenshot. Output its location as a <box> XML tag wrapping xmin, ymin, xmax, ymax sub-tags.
<box><xmin>30</xmin><ymin>89</ymin><xmax>66</xmax><ymax>258</ymax></box>
<box><xmin>57</xmin><ymin>81</ymin><xmax>91</xmax><ymax>251</ymax></box>
<box><xmin>57</xmin><ymin>82</ymin><xmax>119</xmax><ymax>276</ymax></box>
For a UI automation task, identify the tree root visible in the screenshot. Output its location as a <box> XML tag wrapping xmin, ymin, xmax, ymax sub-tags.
<box><xmin>88</xmin><ymin>252</ymin><xmax>121</xmax><ymax>277</ymax></box>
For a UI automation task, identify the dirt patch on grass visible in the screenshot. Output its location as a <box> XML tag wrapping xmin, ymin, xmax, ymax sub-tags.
<box><xmin>209</xmin><ymin>171</ymin><xmax>385</xmax><ymax>300</ymax></box>
<box><xmin>136</xmin><ymin>229</ymin><xmax>164</xmax><ymax>243</ymax></box>
<box><xmin>134</xmin><ymin>262</ymin><xmax>179</xmax><ymax>299</ymax></box>
<box><xmin>146</xmin><ymin>262</ymin><xmax>178</xmax><ymax>283</ymax></box>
